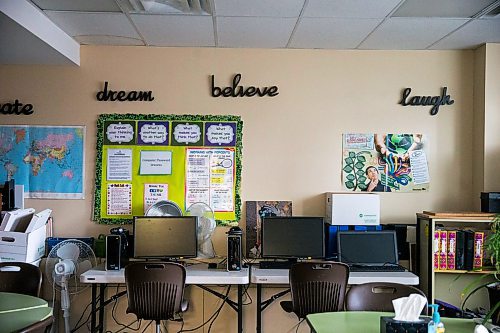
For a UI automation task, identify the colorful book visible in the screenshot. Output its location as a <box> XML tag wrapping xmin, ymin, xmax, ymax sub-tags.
<box><xmin>447</xmin><ymin>230</ymin><xmax>457</xmax><ymax>270</ymax></box>
<box><xmin>438</xmin><ymin>230</ymin><xmax>448</xmax><ymax>270</ymax></box>
<box><xmin>433</xmin><ymin>230</ymin><xmax>440</xmax><ymax>269</ymax></box>
<box><xmin>473</xmin><ymin>232</ymin><xmax>485</xmax><ymax>270</ymax></box>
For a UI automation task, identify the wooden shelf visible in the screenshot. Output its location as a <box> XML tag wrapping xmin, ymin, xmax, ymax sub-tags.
<box><xmin>435</xmin><ymin>269</ymin><xmax>494</xmax><ymax>274</ymax></box>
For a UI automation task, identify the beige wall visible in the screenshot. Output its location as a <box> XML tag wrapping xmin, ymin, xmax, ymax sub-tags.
<box><xmin>483</xmin><ymin>44</ymin><xmax>500</xmax><ymax>192</ymax></box>
<box><xmin>0</xmin><ymin>46</ymin><xmax>482</xmax><ymax>331</ymax></box>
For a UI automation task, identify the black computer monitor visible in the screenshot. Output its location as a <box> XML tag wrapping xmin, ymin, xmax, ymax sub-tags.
<box><xmin>261</xmin><ymin>216</ymin><xmax>325</xmax><ymax>259</ymax></box>
<box><xmin>337</xmin><ymin>230</ymin><xmax>398</xmax><ymax>265</ymax></box>
<box><xmin>133</xmin><ymin>216</ymin><xmax>198</xmax><ymax>260</ymax></box>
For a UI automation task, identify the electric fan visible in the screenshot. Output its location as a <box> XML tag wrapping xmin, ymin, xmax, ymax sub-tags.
<box><xmin>45</xmin><ymin>239</ymin><xmax>97</xmax><ymax>333</ymax></box>
<box><xmin>146</xmin><ymin>200</ymin><xmax>183</xmax><ymax>216</ymax></box>
<box><xmin>186</xmin><ymin>202</ymin><xmax>216</xmax><ymax>258</ymax></box>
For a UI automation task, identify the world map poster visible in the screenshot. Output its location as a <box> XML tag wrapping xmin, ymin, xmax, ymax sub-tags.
<box><xmin>0</xmin><ymin>125</ymin><xmax>85</xmax><ymax>199</ymax></box>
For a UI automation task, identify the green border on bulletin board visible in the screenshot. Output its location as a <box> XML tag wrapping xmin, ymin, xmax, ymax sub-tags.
<box><xmin>93</xmin><ymin>113</ymin><xmax>243</xmax><ymax>226</ymax></box>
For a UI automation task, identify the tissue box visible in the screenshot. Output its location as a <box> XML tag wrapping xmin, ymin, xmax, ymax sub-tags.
<box><xmin>380</xmin><ymin>316</ymin><xmax>431</xmax><ymax>333</ymax></box>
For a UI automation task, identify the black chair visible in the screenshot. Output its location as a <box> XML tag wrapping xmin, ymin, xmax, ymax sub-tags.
<box><xmin>0</xmin><ymin>262</ymin><xmax>42</xmax><ymax>297</ymax></box>
<box><xmin>16</xmin><ymin>315</ymin><xmax>54</xmax><ymax>333</ymax></box>
<box><xmin>345</xmin><ymin>282</ymin><xmax>427</xmax><ymax>314</ymax></box>
<box><xmin>125</xmin><ymin>262</ymin><xmax>188</xmax><ymax>333</ymax></box>
<box><xmin>280</xmin><ymin>262</ymin><xmax>349</xmax><ymax>319</ymax></box>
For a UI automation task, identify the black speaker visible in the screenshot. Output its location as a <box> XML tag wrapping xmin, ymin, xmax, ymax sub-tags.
<box><xmin>227</xmin><ymin>227</ymin><xmax>242</xmax><ymax>271</ymax></box>
<box><xmin>106</xmin><ymin>235</ymin><xmax>121</xmax><ymax>271</ymax></box>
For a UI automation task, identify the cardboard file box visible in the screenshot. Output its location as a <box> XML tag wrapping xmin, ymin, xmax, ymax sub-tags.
<box><xmin>0</xmin><ymin>209</ymin><xmax>51</xmax><ymax>263</ymax></box>
<box><xmin>380</xmin><ymin>316</ymin><xmax>431</xmax><ymax>333</ymax></box>
<box><xmin>325</xmin><ymin>192</ymin><xmax>380</xmax><ymax>225</ymax></box>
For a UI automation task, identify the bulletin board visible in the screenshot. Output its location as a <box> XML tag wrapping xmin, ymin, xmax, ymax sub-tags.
<box><xmin>93</xmin><ymin>114</ymin><xmax>243</xmax><ymax>225</ymax></box>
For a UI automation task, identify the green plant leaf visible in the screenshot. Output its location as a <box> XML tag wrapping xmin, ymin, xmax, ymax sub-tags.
<box><xmin>346</xmin><ymin>174</ymin><xmax>355</xmax><ymax>181</ymax></box>
<box><xmin>357</xmin><ymin>155</ymin><xmax>366</xmax><ymax>162</ymax></box>
<box><xmin>345</xmin><ymin>181</ymin><xmax>355</xmax><ymax>189</ymax></box>
<box><xmin>356</xmin><ymin>169</ymin><xmax>365</xmax><ymax>176</ymax></box>
<box><xmin>483</xmin><ymin>298</ymin><xmax>500</xmax><ymax>324</ymax></box>
<box><xmin>343</xmin><ymin>165</ymin><xmax>353</xmax><ymax>173</ymax></box>
<box><xmin>349</xmin><ymin>152</ymin><xmax>356</xmax><ymax>158</ymax></box>
<box><xmin>358</xmin><ymin>176</ymin><xmax>367</xmax><ymax>183</ymax></box>
<box><xmin>345</xmin><ymin>157</ymin><xmax>354</xmax><ymax>164</ymax></box>
<box><xmin>358</xmin><ymin>184</ymin><xmax>367</xmax><ymax>190</ymax></box>
<box><xmin>354</xmin><ymin>162</ymin><xmax>364</xmax><ymax>169</ymax></box>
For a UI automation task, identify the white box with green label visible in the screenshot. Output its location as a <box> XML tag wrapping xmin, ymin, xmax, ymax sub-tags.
<box><xmin>325</xmin><ymin>193</ymin><xmax>380</xmax><ymax>225</ymax></box>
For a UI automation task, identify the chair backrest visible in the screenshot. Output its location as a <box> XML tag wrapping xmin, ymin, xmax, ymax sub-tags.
<box><xmin>125</xmin><ymin>262</ymin><xmax>186</xmax><ymax>321</ymax></box>
<box><xmin>289</xmin><ymin>262</ymin><xmax>349</xmax><ymax>318</ymax></box>
<box><xmin>345</xmin><ymin>282</ymin><xmax>427</xmax><ymax>313</ymax></box>
<box><xmin>0</xmin><ymin>262</ymin><xmax>42</xmax><ymax>297</ymax></box>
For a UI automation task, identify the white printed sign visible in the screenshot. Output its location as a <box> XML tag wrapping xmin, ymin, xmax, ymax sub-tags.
<box><xmin>139</xmin><ymin>123</ymin><xmax>168</xmax><ymax>144</ymax></box>
<box><xmin>144</xmin><ymin>184</ymin><xmax>169</xmax><ymax>214</ymax></box>
<box><xmin>206</xmin><ymin>124</ymin><xmax>235</xmax><ymax>145</ymax></box>
<box><xmin>139</xmin><ymin>150</ymin><xmax>172</xmax><ymax>175</ymax></box>
<box><xmin>173</xmin><ymin>123</ymin><xmax>201</xmax><ymax>144</ymax></box>
<box><xmin>107</xmin><ymin>149</ymin><xmax>133</xmax><ymax>181</ymax></box>
<box><xmin>107</xmin><ymin>183</ymin><xmax>132</xmax><ymax>215</ymax></box>
<box><xmin>106</xmin><ymin>123</ymin><xmax>134</xmax><ymax>144</ymax></box>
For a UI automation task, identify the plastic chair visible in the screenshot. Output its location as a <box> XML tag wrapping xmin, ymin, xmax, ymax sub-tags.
<box><xmin>125</xmin><ymin>262</ymin><xmax>188</xmax><ymax>333</ymax></box>
<box><xmin>16</xmin><ymin>315</ymin><xmax>54</xmax><ymax>333</ymax></box>
<box><xmin>0</xmin><ymin>262</ymin><xmax>42</xmax><ymax>297</ymax></box>
<box><xmin>280</xmin><ymin>262</ymin><xmax>349</xmax><ymax>319</ymax></box>
<box><xmin>345</xmin><ymin>282</ymin><xmax>427</xmax><ymax>314</ymax></box>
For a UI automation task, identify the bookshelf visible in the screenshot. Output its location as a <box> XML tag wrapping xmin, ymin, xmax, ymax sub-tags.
<box><xmin>416</xmin><ymin>212</ymin><xmax>493</xmax><ymax>304</ymax></box>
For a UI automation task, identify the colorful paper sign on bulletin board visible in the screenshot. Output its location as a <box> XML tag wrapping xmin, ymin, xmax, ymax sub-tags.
<box><xmin>93</xmin><ymin>114</ymin><xmax>242</xmax><ymax>225</ymax></box>
<box><xmin>342</xmin><ymin>133</ymin><xmax>429</xmax><ymax>192</ymax></box>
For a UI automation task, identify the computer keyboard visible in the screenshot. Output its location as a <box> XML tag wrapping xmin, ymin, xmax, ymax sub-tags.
<box><xmin>348</xmin><ymin>265</ymin><xmax>406</xmax><ymax>272</ymax></box>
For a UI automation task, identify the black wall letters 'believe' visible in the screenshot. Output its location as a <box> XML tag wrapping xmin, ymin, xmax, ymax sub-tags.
<box><xmin>399</xmin><ymin>87</ymin><xmax>454</xmax><ymax>115</ymax></box>
<box><xmin>96</xmin><ymin>81</ymin><xmax>154</xmax><ymax>102</ymax></box>
<box><xmin>211</xmin><ymin>74</ymin><xmax>279</xmax><ymax>97</ymax></box>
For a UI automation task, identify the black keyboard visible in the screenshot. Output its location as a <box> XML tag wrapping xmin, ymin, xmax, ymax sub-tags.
<box><xmin>348</xmin><ymin>265</ymin><xmax>406</xmax><ymax>272</ymax></box>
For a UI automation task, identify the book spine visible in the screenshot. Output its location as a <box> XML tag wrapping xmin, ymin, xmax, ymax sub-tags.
<box><xmin>473</xmin><ymin>232</ymin><xmax>485</xmax><ymax>270</ymax></box>
<box><xmin>447</xmin><ymin>230</ymin><xmax>456</xmax><ymax>270</ymax></box>
<box><xmin>455</xmin><ymin>230</ymin><xmax>465</xmax><ymax>270</ymax></box>
<box><xmin>433</xmin><ymin>230</ymin><xmax>440</xmax><ymax>269</ymax></box>
<box><xmin>439</xmin><ymin>230</ymin><xmax>448</xmax><ymax>270</ymax></box>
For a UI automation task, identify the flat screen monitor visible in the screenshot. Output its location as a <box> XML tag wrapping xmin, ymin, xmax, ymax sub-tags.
<box><xmin>133</xmin><ymin>216</ymin><xmax>198</xmax><ymax>260</ymax></box>
<box><xmin>261</xmin><ymin>216</ymin><xmax>325</xmax><ymax>259</ymax></box>
<box><xmin>337</xmin><ymin>231</ymin><xmax>398</xmax><ymax>265</ymax></box>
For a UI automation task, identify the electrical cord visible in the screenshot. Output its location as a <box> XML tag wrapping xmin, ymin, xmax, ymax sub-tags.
<box><xmin>177</xmin><ymin>286</ymin><xmax>231</xmax><ymax>333</ymax></box>
<box><xmin>295</xmin><ymin>319</ymin><xmax>305</xmax><ymax>333</ymax></box>
<box><xmin>70</xmin><ymin>295</ymin><xmax>99</xmax><ymax>332</ymax></box>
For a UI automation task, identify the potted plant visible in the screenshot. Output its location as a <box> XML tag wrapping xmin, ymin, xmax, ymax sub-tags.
<box><xmin>461</xmin><ymin>213</ymin><xmax>500</xmax><ymax>325</ymax></box>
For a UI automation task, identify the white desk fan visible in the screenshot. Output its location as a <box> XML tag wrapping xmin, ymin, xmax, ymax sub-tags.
<box><xmin>45</xmin><ymin>239</ymin><xmax>97</xmax><ymax>333</ymax></box>
<box><xmin>186</xmin><ymin>202</ymin><xmax>216</xmax><ymax>258</ymax></box>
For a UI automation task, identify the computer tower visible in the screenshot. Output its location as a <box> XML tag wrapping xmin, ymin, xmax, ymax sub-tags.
<box><xmin>106</xmin><ymin>235</ymin><xmax>122</xmax><ymax>271</ymax></box>
<box><xmin>227</xmin><ymin>227</ymin><xmax>242</xmax><ymax>271</ymax></box>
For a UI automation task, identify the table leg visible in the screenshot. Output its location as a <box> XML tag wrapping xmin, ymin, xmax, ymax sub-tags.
<box><xmin>90</xmin><ymin>284</ymin><xmax>97</xmax><ymax>332</ymax></box>
<box><xmin>238</xmin><ymin>285</ymin><xmax>243</xmax><ymax>333</ymax></box>
<box><xmin>256</xmin><ymin>284</ymin><xmax>262</xmax><ymax>333</ymax></box>
<box><xmin>98</xmin><ymin>284</ymin><xmax>106</xmax><ymax>333</ymax></box>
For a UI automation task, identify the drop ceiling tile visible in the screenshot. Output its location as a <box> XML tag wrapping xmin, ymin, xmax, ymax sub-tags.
<box><xmin>290</xmin><ymin>17</ymin><xmax>382</xmax><ymax>49</ymax></box>
<box><xmin>217</xmin><ymin>16</ymin><xmax>296</xmax><ymax>48</ymax></box>
<box><xmin>429</xmin><ymin>18</ymin><xmax>500</xmax><ymax>49</ymax></box>
<box><xmin>303</xmin><ymin>0</ymin><xmax>402</xmax><ymax>18</ymax></box>
<box><xmin>31</xmin><ymin>0</ymin><xmax>121</xmax><ymax>12</ymax></box>
<box><xmin>213</xmin><ymin>0</ymin><xmax>305</xmax><ymax>17</ymax></box>
<box><xmin>45</xmin><ymin>11</ymin><xmax>140</xmax><ymax>39</ymax></box>
<box><xmin>359</xmin><ymin>17</ymin><xmax>468</xmax><ymax>49</ymax></box>
<box><xmin>131</xmin><ymin>14</ymin><xmax>214</xmax><ymax>46</ymax></box>
<box><xmin>392</xmin><ymin>0</ymin><xmax>498</xmax><ymax>18</ymax></box>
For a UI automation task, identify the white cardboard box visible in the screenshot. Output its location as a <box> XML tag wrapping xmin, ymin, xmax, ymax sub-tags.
<box><xmin>325</xmin><ymin>192</ymin><xmax>380</xmax><ymax>225</ymax></box>
<box><xmin>0</xmin><ymin>209</ymin><xmax>51</xmax><ymax>263</ymax></box>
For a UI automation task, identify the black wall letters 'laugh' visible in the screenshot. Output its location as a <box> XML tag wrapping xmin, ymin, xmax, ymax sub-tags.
<box><xmin>399</xmin><ymin>87</ymin><xmax>454</xmax><ymax>116</ymax></box>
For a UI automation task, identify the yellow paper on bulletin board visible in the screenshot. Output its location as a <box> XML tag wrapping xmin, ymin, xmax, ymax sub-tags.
<box><xmin>93</xmin><ymin>114</ymin><xmax>242</xmax><ymax>226</ymax></box>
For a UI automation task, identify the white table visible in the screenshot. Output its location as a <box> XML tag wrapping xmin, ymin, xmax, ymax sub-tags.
<box><xmin>251</xmin><ymin>266</ymin><xmax>419</xmax><ymax>333</ymax></box>
<box><xmin>81</xmin><ymin>263</ymin><xmax>249</xmax><ymax>333</ymax></box>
